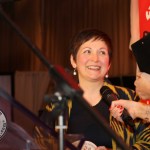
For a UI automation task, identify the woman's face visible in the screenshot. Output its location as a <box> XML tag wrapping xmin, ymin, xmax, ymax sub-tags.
<box><xmin>71</xmin><ymin>38</ymin><xmax>111</xmax><ymax>82</ymax></box>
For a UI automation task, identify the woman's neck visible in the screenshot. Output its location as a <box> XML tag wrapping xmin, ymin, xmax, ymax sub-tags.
<box><xmin>79</xmin><ymin>80</ymin><xmax>104</xmax><ymax>106</ymax></box>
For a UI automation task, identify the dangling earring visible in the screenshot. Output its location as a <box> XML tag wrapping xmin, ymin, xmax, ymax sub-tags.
<box><xmin>105</xmin><ymin>74</ymin><xmax>109</xmax><ymax>78</ymax></box>
<box><xmin>73</xmin><ymin>68</ymin><xmax>77</xmax><ymax>76</ymax></box>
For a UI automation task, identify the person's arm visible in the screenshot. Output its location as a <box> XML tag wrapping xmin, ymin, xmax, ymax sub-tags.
<box><xmin>110</xmin><ymin>99</ymin><xmax>150</xmax><ymax>150</ymax></box>
<box><xmin>110</xmin><ymin>100</ymin><xmax>150</xmax><ymax>122</ymax></box>
<box><xmin>137</xmin><ymin>103</ymin><xmax>150</xmax><ymax>122</ymax></box>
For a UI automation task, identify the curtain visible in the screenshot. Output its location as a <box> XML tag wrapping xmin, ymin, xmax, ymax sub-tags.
<box><xmin>39</xmin><ymin>0</ymin><xmax>135</xmax><ymax>77</ymax></box>
<box><xmin>0</xmin><ymin>0</ymin><xmax>136</xmax><ymax>77</ymax></box>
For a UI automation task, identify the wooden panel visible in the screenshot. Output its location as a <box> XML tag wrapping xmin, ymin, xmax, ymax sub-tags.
<box><xmin>0</xmin><ymin>75</ymin><xmax>12</xmax><ymax>121</ymax></box>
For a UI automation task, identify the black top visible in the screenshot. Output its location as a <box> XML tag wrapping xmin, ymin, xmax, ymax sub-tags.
<box><xmin>67</xmin><ymin>98</ymin><xmax>112</xmax><ymax>148</ymax></box>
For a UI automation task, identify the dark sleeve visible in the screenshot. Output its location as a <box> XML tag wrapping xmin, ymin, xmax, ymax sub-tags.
<box><xmin>39</xmin><ymin>108</ymin><xmax>56</xmax><ymax>129</ymax></box>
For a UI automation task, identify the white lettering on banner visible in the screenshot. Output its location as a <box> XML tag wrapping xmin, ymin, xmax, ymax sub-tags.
<box><xmin>146</xmin><ymin>6</ymin><xmax>150</xmax><ymax>21</ymax></box>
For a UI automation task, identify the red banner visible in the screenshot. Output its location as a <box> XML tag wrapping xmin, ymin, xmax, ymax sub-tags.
<box><xmin>139</xmin><ymin>0</ymin><xmax>150</xmax><ymax>37</ymax></box>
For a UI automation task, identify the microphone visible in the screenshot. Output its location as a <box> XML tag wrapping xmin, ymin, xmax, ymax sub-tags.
<box><xmin>44</xmin><ymin>92</ymin><xmax>69</xmax><ymax>118</ymax></box>
<box><xmin>100</xmin><ymin>86</ymin><xmax>135</xmax><ymax>130</ymax></box>
<box><xmin>44</xmin><ymin>92</ymin><xmax>69</xmax><ymax>104</ymax></box>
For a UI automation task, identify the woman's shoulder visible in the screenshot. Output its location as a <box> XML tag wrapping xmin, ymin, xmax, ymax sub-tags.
<box><xmin>104</xmin><ymin>81</ymin><xmax>138</xmax><ymax>100</ymax></box>
<box><xmin>104</xmin><ymin>81</ymin><xmax>133</xmax><ymax>91</ymax></box>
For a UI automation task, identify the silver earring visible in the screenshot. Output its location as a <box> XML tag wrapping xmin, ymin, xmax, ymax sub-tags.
<box><xmin>73</xmin><ymin>68</ymin><xmax>77</xmax><ymax>76</ymax></box>
<box><xmin>105</xmin><ymin>74</ymin><xmax>109</xmax><ymax>78</ymax></box>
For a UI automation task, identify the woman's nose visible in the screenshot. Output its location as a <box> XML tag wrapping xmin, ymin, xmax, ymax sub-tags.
<box><xmin>91</xmin><ymin>53</ymin><xmax>99</xmax><ymax>61</ymax></box>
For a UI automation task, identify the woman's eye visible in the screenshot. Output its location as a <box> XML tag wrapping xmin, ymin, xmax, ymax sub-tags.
<box><xmin>99</xmin><ymin>51</ymin><xmax>106</xmax><ymax>55</ymax></box>
<box><xmin>99</xmin><ymin>49</ymin><xmax>108</xmax><ymax>55</ymax></box>
<box><xmin>83</xmin><ymin>49</ymin><xmax>91</xmax><ymax>54</ymax></box>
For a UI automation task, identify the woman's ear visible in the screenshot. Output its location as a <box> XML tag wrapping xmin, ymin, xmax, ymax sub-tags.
<box><xmin>70</xmin><ymin>55</ymin><xmax>76</xmax><ymax>68</ymax></box>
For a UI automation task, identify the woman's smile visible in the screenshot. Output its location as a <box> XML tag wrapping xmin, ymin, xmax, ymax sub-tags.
<box><xmin>86</xmin><ymin>65</ymin><xmax>101</xmax><ymax>71</ymax></box>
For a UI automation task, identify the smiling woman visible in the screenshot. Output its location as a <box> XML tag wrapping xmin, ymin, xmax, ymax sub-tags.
<box><xmin>70</xmin><ymin>39</ymin><xmax>110</xmax><ymax>86</ymax></box>
<box><xmin>69</xmin><ymin>29</ymin><xmax>112</xmax><ymax>105</ymax></box>
<box><xmin>34</xmin><ymin>29</ymin><xmax>150</xmax><ymax>150</ymax></box>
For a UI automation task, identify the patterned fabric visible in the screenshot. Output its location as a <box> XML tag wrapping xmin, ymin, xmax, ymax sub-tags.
<box><xmin>34</xmin><ymin>82</ymin><xmax>150</xmax><ymax>150</ymax></box>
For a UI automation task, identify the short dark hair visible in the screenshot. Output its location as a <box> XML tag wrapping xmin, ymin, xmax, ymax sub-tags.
<box><xmin>69</xmin><ymin>29</ymin><xmax>113</xmax><ymax>63</ymax></box>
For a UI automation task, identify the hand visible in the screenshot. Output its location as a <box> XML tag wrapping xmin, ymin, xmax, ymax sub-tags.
<box><xmin>135</xmin><ymin>72</ymin><xmax>150</xmax><ymax>99</ymax></box>
<box><xmin>109</xmin><ymin>104</ymin><xmax>124</xmax><ymax>122</ymax></box>
<box><xmin>110</xmin><ymin>100</ymin><xmax>140</xmax><ymax>120</ymax></box>
<box><xmin>95</xmin><ymin>146</ymin><xmax>111</xmax><ymax>150</ymax></box>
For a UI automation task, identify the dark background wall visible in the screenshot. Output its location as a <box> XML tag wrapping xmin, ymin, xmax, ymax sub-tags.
<box><xmin>0</xmin><ymin>0</ymin><xmax>136</xmax><ymax>76</ymax></box>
